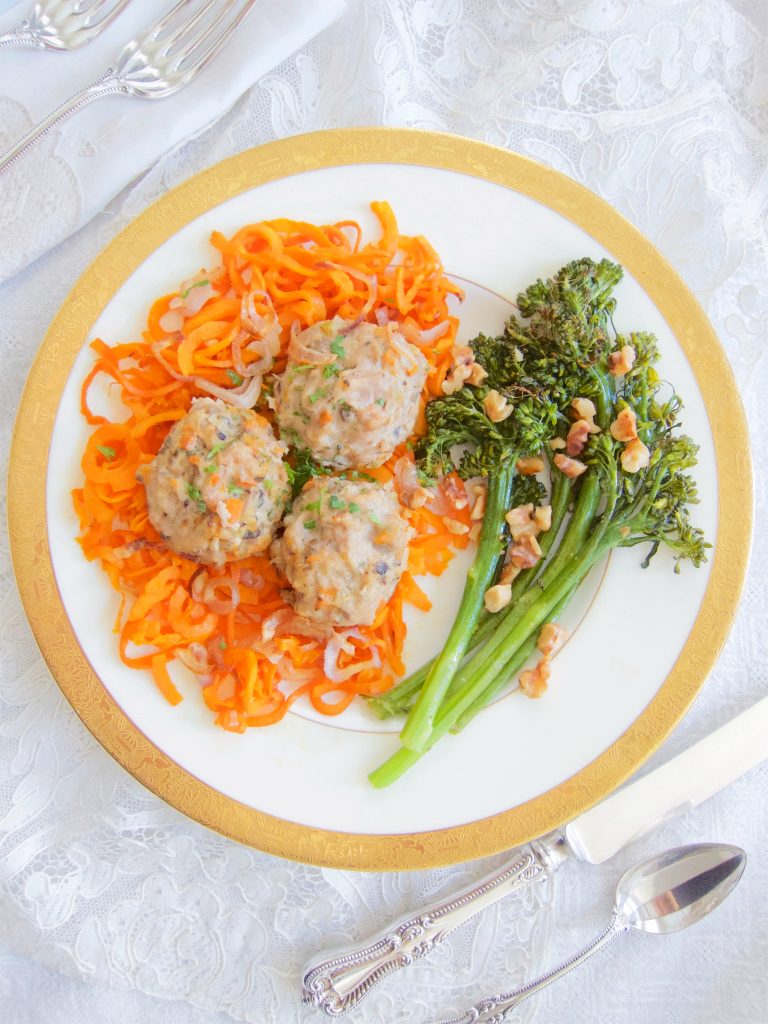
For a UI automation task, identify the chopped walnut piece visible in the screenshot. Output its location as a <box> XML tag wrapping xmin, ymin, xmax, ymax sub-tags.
<box><xmin>610</xmin><ymin>406</ymin><xmax>638</xmax><ymax>442</ymax></box>
<box><xmin>444</xmin><ymin>475</ymin><xmax>469</xmax><ymax>510</ymax></box>
<box><xmin>554</xmin><ymin>453</ymin><xmax>588</xmax><ymax>478</ymax></box>
<box><xmin>534</xmin><ymin>505</ymin><xmax>552</xmax><ymax>532</ymax></box>
<box><xmin>621</xmin><ymin>437</ymin><xmax>650</xmax><ymax>473</ymax></box>
<box><xmin>570</xmin><ymin>397</ymin><xmax>601</xmax><ymax>434</ymax></box>
<box><xmin>445</xmin><ymin>518</ymin><xmax>469</xmax><ymax>535</ymax></box>
<box><xmin>508</xmin><ymin>533</ymin><xmax>542</xmax><ymax>569</ymax></box>
<box><xmin>484</xmin><ymin>583</ymin><xmax>512</xmax><ymax>613</ymax></box>
<box><xmin>608</xmin><ymin>344</ymin><xmax>637</xmax><ymax>377</ymax></box>
<box><xmin>537</xmin><ymin>622</ymin><xmax>568</xmax><ymax>657</ymax></box>
<box><xmin>519</xmin><ymin>658</ymin><xmax>551</xmax><ymax>699</ymax></box>
<box><xmin>470</xmin><ymin>489</ymin><xmax>487</xmax><ymax>521</ymax></box>
<box><xmin>505</xmin><ymin>503</ymin><xmax>535</xmax><ymax>541</ymax></box>
<box><xmin>566</xmin><ymin>419</ymin><xmax>592</xmax><ymax>457</ymax></box>
<box><xmin>403</xmin><ymin>486</ymin><xmax>432</xmax><ymax>510</ymax></box>
<box><xmin>468</xmin><ymin>522</ymin><xmax>482</xmax><ymax>542</ymax></box>
<box><xmin>516</xmin><ymin>456</ymin><xmax>545</xmax><ymax>476</ymax></box>
<box><xmin>442</xmin><ymin>345</ymin><xmax>475</xmax><ymax>395</ymax></box>
<box><xmin>483</xmin><ymin>389</ymin><xmax>512</xmax><ymax>422</ymax></box>
<box><xmin>549</xmin><ymin>437</ymin><xmax>567</xmax><ymax>450</ymax></box>
<box><xmin>467</xmin><ymin>362</ymin><xmax>489</xmax><ymax>386</ymax></box>
<box><xmin>499</xmin><ymin>563</ymin><xmax>521</xmax><ymax>584</ymax></box>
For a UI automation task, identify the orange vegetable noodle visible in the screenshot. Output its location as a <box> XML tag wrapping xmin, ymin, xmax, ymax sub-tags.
<box><xmin>73</xmin><ymin>202</ymin><xmax>470</xmax><ymax>730</ymax></box>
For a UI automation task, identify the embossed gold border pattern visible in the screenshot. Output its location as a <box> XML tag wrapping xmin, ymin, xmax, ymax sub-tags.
<box><xmin>7</xmin><ymin>129</ymin><xmax>753</xmax><ymax>870</ymax></box>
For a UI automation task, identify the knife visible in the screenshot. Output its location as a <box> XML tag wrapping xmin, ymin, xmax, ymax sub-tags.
<box><xmin>302</xmin><ymin>693</ymin><xmax>768</xmax><ymax>1017</ymax></box>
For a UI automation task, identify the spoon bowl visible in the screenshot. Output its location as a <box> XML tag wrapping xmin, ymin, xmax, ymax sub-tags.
<box><xmin>617</xmin><ymin>843</ymin><xmax>746</xmax><ymax>935</ymax></box>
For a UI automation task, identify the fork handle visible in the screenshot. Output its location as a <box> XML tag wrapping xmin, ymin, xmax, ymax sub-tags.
<box><xmin>0</xmin><ymin>66</ymin><xmax>123</xmax><ymax>174</ymax></box>
<box><xmin>302</xmin><ymin>841</ymin><xmax>564</xmax><ymax>1017</ymax></box>
<box><xmin>0</xmin><ymin>22</ymin><xmax>44</xmax><ymax>49</ymax></box>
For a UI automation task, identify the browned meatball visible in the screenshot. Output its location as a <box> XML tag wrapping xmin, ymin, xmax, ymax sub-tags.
<box><xmin>274</xmin><ymin>317</ymin><xmax>428</xmax><ymax>469</ymax></box>
<box><xmin>270</xmin><ymin>477</ymin><xmax>413</xmax><ymax>627</ymax></box>
<box><xmin>138</xmin><ymin>398</ymin><xmax>290</xmax><ymax>565</ymax></box>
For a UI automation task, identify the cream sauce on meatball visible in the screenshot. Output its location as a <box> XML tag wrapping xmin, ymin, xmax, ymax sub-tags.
<box><xmin>270</xmin><ymin>477</ymin><xmax>413</xmax><ymax>628</ymax></box>
<box><xmin>138</xmin><ymin>398</ymin><xmax>290</xmax><ymax>565</ymax></box>
<box><xmin>275</xmin><ymin>317</ymin><xmax>428</xmax><ymax>469</ymax></box>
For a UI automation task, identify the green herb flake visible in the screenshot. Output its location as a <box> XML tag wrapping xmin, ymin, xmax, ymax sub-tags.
<box><xmin>186</xmin><ymin>483</ymin><xmax>207</xmax><ymax>514</ymax></box>
<box><xmin>203</xmin><ymin>463</ymin><xmax>217</xmax><ymax>475</ymax></box>
<box><xmin>264</xmin><ymin>479</ymin><xmax>273</xmax><ymax>491</ymax></box>
<box><xmin>180</xmin><ymin>278</ymin><xmax>210</xmax><ymax>299</ymax></box>
<box><xmin>309</xmin><ymin>388</ymin><xmax>329</xmax><ymax>405</ymax></box>
<box><xmin>226</xmin><ymin>369</ymin><xmax>244</xmax><ymax>386</ymax></box>
<box><xmin>369</xmin><ymin>512</ymin><xmax>383</xmax><ymax>526</ymax></box>
<box><xmin>348</xmin><ymin>502</ymin><xmax>361</xmax><ymax>514</ymax></box>
<box><xmin>330</xmin><ymin>336</ymin><xmax>346</xmax><ymax>359</ymax></box>
<box><xmin>96</xmin><ymin>445</ymin><xmax>116</xmax><ymax>460</ymax></box>
<box><xmin>218</xmin><ymin>638</ymin><xmax>227</xmax><ymax>650</ymax></box>
<box><xmin>285</xmin><ymin>464</ymin><xmax>296</xmax><ymax>484</ymax></box>
<box><xmin>322</xmin><ymin>363</ymin><xmax>341</xmax><ymax>379</ymax></box>
<box><xmin>375</xmin><ymin>398</ymin><xmax>386</xmax><ymax>407</ymax></box>
<box><xmin>304</xmin><ymin>519</ymin><xmax>317</xmax><ymax>530</ymax></box>
<box><xmin>207</xmin><ymin>440</ymin><xmax>230</xmax><ymax>460</ymax></box>
<box><xmin>227</xmin><ymin>484</ymin><xmax>246</xmax><ymax>497</ymax></box>
<box><xmin>305</xmin><ymin>500</ymin><xmax>322</xmax><ymax>512</ymax></box>
<box><xmin>328</xmin><ymin>495</ymin><xmax>346</xmax><ymax>510</ymax></box>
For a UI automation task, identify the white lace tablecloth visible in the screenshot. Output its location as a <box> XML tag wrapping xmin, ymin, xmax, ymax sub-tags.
<box><xmin>2</xmin><ymin>2</ymin><xmax>767</xmax><ymax>1022</ymax></box>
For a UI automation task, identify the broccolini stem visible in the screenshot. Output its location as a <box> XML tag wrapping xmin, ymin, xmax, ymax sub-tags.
<box><xmin>399</xmin><ymin>463</ymin><xmax>516</xmax><ymax>752</ymax></box>
<box><xmin>450</xmin><ymin>583</ymin><xmax>578</xmax><ymax>734</ymax></box>
<box><xmin>369</xmin><ymin>533</ymin><xmax>612</xmax><ymax>788</ymax></box>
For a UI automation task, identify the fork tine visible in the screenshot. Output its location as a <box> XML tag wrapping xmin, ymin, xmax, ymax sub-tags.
<box><xmin>160</xmin><ymin>0</ymin><xmax>220</xmax><ymax>53</ymax></box>
<box><xmin>145</xmin><ymin>0</ymin><xmax>202</xmax><ymax>44</ymax></box>
<box><xmin>82</xmin><ymin>0</ymin><xmax>132</xmax><ymax>27</ymax></box>
<box><xmin>174</xmin><ymin>0</ymin><xmax>256</xmax><ymax>76</ymax></box>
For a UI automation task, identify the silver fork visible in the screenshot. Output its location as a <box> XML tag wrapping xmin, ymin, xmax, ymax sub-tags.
<box><xmin>0</xmin><ymin>0</ymin><xmax>132</xmax><ymax>51</ymax></box>
<box><xmin>0</xmin><ymin>0</ymin><xmax>257</xmax><ymax>175</ymax></box>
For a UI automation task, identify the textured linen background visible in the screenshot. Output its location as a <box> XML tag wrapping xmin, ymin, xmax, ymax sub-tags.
<box><xmin>2</xmin><ymin>1</ymin><xmax>767</xmax><ymax>1022</ymax></box>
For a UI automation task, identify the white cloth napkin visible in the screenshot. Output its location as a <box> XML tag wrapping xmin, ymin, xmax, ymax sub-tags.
<box><xmin>0</xmin><ymin>0</ymin><xmax>346</xmax><ymax>285</ymax></box>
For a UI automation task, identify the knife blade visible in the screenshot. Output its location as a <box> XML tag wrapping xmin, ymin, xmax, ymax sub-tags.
<box><xmin>302</xmin><ymin>693</ymin><xmax>768</xmax><ymax>1017</ymax></box>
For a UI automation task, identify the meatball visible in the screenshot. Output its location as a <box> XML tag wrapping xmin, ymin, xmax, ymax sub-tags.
<box><xmin>275</xmin><ymin>317</ymin><xmax>428</xmax><ymax>469</ymax></box>
<box><xmin>138</xmin><ymin>398</ymin><xmax>291</xmax><ymax>565</ymax></box>
<box><xmin>270</xmin><ymin>477</ymin><xmax>413</xmax><ymax>628</ymax></box>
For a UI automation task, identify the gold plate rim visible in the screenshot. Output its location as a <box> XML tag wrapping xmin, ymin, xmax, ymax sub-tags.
<box><xmin>8</xmin><ymin>127</ymin><xmax>753</xmax><ymax>871</ymax></box>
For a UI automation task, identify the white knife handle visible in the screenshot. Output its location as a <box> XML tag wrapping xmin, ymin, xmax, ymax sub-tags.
<box><xmin>566</xmin><ymin>693</ymin><xmax>768</xmax><ymax>864</ymax></box>
<box><xmin>302</xmin><ymin>844</ymin><xmax>552</xmax><ymax>1017</ymax></box>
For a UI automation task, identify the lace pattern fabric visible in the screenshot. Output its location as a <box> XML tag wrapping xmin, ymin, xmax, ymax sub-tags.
<box><xmin>2</xmin><ymin>1</ymin><xmax>767</xmax><ymax>1021</ymax></box>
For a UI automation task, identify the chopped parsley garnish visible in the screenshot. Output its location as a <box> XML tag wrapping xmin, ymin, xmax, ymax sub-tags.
<box><xmin>203</xmin><ymin>463</ymin><xmax>217</xmax><ymax>474</ymax></box>
<box><xmin>219</xmin><ymin>638</ymin><xmax>227</xmax><ymax>650</ymax></box>
<box><xmin>180</xmin><ymin>278</ymin><xmax>209</xmax><ymax>299</ymax></box>
<box><xmin>186</xmin><ymin>483</ymin><xmax>207</xmax><ymax>514</ymax></box>
<box><xmin>227</xmin><ymin>484</ymin><xmax>246</xmax><ymax>497</ymax></box>
<box><xmin>309</xmin><ymin>388</ymin><xmax>329</xmax><ymax>404</ymax></box>
<box><xmin>96</xmin><ymin>445</ymin><xmax>116</xmax><ymax>460</ymax></box>
<box><xmin>294</xmin><ymin>410</ymin><xmax>311</xmax><ymax>424</ymax></box>
<box><xmin>304</xmin><ymin>519</ymin><xmax>317</xmax><ymax>530</ymax></box>
<box><xmin>369</xmin><ymin>512</ymin><xmax>383</xmax><ymax>526</ymax></box>
<box><xmin>290</xmin><ymin>364</ymin><xmax>313</xmax><ymax>378</ymax></box>
<box><xmin>226</xmin><ymin>369</ymin><xmax>244</xmax><ymax>386</ymax></box>
<box><xmin>328</xmin><ymin>494</ymin><xmax>346</xmax><ymax>510</ymax></box>
<box><xmin>305</xmin><ymin>500</ymin><xmax>322</xmax><ymax>512</ymax></box>
<box><xmin>207</xmin><ymin>439</ymin><xmax>230</xmax><ymax>460</ymax></box>
<box><xmin>264</xmin><ymin>479</ymin><xmax>273</xmax><ymax>491</ymax></box>
<box><xmin>337</xmin><ymin>400</ymin><xmax>352</xmax><ymax>414</ymax></box>
<box><xmin>329</xmin><ymin>336</ymin><xmax>346</xmax><ymax>359</ymax></box>
<box><xmin>285</xmin><ymin>464</ymin><xmax>296</xmax><ymax>484</ymax></box>
<box><xmin>348</xmin><ymin>501</ymin><xmax>361</xmax><ymax>514</ymax></box>
<box><xmin>322</xmin><ymin>363</ymin><xmax>340</xmax><ymax>379</ymax></box>
<box><xmin>375</xmin><ymin>398</ymin><xmax>386</xmax><ymax>407</ymax></box>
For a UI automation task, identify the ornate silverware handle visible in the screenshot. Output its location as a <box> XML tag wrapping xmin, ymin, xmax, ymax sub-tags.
<box><xmin>435</xmin><ymin>913</ymin><xmax>628</xmax><ymax>1023</ymax></box>
<box><xmin>0</xmin><ymin>69</ymin><xmax>123</xmax><ymax>175</ymax></box>
<box><xmin>302</xmin><ymin>837</ymin><xmax>567</xmax><ymax>1017</ymax></box>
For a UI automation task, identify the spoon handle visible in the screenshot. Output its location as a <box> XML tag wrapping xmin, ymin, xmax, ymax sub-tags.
<box><xmin>434</xmin><ymin>912</ymin><xmax>629</xmax><ymax>1024</ymax></box>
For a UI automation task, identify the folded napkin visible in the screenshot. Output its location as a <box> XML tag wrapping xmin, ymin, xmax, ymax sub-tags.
<box><xmin>0</xmin><ymin>0</ymin><xmax>346</xmax><ymax>285</ymax></box>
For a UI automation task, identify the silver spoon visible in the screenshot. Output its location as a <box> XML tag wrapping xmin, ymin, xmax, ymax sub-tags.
<box><xmin>434</xmin><ymin>843</ymin><xmax>746</xmax><ymax>1024</ymax></box>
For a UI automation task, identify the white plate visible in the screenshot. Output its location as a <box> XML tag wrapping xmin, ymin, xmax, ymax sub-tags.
<box><xmin>10</xmin><ymin>129</ymin><xmax>750</xmax><ymax>869</ymax></box>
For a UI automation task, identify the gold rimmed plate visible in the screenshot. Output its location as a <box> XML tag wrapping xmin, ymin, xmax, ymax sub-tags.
<box><xmin>8</xmin><ymin>128</ymin><xmax>752</xmax><ymax>870</ymax></box>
